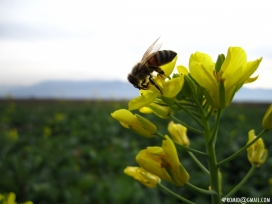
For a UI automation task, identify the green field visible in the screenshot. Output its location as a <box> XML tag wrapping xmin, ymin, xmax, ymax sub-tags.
<box><xmin>0</xmin><ymin>99</ymin><xmax>271</xmax><ymax>204</ymax></box>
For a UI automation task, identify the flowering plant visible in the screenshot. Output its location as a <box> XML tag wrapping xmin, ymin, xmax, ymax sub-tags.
<box><xmin>111</xmin><ymin>47</ymin><xmax>270</xmax><ymax>203</ymax></box>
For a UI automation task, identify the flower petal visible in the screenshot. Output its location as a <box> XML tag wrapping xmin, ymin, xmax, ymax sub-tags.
<box><xmin>177</xmin><ymin>65</ymin><xmax>189</xmax><ymax>75</ymax></box>
<box><xmin>139</xmin><ymin>107</ymin><xmax>154</xmax><ymax>114</ymax></box>
<box><xmin>245</xmin><ymin>75</ymin><xmax>259</xmax><ymax>84</ymax></box>
<box><xmin>136</xmin><ymin>148</ymin><xmax>171</xmax><ymax>182</ymax></box>
<box><xmin>189</xmin><ymin>52</ymin><xmax>217</xmax><ymax>92</ymax></box>
<box><xmin>221</xmin><ymin>47</ymin><xmax>247</xmax><ymax>73</ymax></box>
<box><xmin>111</xmin><ymin>109</ymin><xmax>139</xmax><ymax>126</ymax></box>
<box><xmin>124</xmin><ymin>166</ymin><xmax>160</xmax><ymax>188</ymax></box>
<box><xmin>162</xmin><ymin>136</ymin><xmax>180</xmax><ymax>173</ymax></box>
<box><xmin>163</xmin><ymin>75</ymin><xmax>184</xmax><ymax>98</ymax></box>
<box><xmin>128</xmin><ymin>91</ymin><xmax>158</xmax><ymax>110</ymax></box>
<box><xmin>161</xmin><ymin>55</ymin><xmax>178</xmax><ymax>76</ymax></box>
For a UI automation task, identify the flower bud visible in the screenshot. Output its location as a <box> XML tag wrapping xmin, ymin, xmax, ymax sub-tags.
<box><xmin>167</xmin><ymin>121</ymin><xmax>189</xmax><ymax>146</ymax></box>
<box><xmin>135</xmin><ymin>114</ymin><xmax>157</xmax><ymax>136</ymax></box>
<box><xmin>124</xmin><ymin>166</ymin><xmax>161</xmax><ymax>188</ymax></box>
<box><xmin>148</xmin><ymin>103</ymin><xmax>172</xmax><ymax>119</ymax></box>
<box><xmin>247</xmin><ymin>129</ymin><xmax>267</xmax><ymax>167</ymax></box>
<box><xmin>214</xmin><ymin>54</ymin><xmax>225</xmax><ymax>72</ymax></box>
<box><xmin>111</xmin><ymin>109</ymin><xmax>157</xmax><ymax>138</ymax></box>
<box><xmin>262</xmin><ymin>104</ymin><xmax>272</xmax><ymax>130</ymax></box>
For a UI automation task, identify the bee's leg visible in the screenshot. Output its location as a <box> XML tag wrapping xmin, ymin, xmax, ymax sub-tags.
<box><xmin>148</xmin><ymin>75</ymin><xmax>163</xmax><ymax>95</ymax></box>
<box><xmin>140</xmin><ymin>79</ymin><xmax>149</xmax><ymax>89</ymax></box>
<box><xmin>148</xmin><ymin>65</ymin><xmax>165</xmax><ymax>76</ymax></box>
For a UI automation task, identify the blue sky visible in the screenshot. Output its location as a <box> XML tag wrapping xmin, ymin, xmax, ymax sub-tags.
<box><xmin>0</xmin><ymin>0</ymin><xmax>272</xmax><ymax>89</ymax></box>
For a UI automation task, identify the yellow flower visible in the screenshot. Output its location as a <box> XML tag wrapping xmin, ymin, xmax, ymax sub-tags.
<box><xmin>168</xmin><ymin>121</ymin><xmax>189</xmax><ymax>146</ymax></box>
<box><xmin>189</xmin><ymin>47</ymin><xmax>262</xmax><ymax>108</ymax></box>
<box><xmin>124</xmin><ymin>166</ymin><xmax>161</xmax><ymax>188</ymax></box>
<box><xmin>43</xmin><ymin>126</ymin><xmax>52</xmax><ymax>137</ymax></box>
<box><xmin>128</xmin><ymin>77</ymin><xmax>184</xmax><ymax>111</ymax></box>
<box><xmin>247</xmin><ymin>130</ymin><xmax>267</xmax><ymax>167</ymax></box>
<box><xmin>0</xmin><ymin>192</ymin><xmax>33</xmax><ymax>204</ymax></box>
<box><xmin>136</xmin><ymin>135</ymin><xmax>189</xmax><ymax>186</ymax></box>
<box><xmin>111</xmin><ymin>109</ymin><xmax>157</xmax><ymax>138</ymax></box>
<box><xmin>7</xmin><ymin>129</ymin><xmax>18</xmax><ymax>141</ymax></box>
<box><xmin>55</xmin><ymin>113</ymin><xmax>65</xmax><ymax>122</ymax></box>
<box><xmin>262</xmin><ymin>104</ymin><xmax>272</xmax><ymax>130</ymax></box>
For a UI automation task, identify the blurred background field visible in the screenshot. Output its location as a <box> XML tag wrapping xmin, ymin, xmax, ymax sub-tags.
<box><xmin>0</xmin><ymin>99</ymin><xmax>271</xmax><ymax>204</ymax></box>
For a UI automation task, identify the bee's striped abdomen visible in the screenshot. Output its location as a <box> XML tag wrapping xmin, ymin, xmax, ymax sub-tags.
<box><xmin>147</xmin><ymin>50</ymin><xmax>177</xmax><ymax>66</ymax></box>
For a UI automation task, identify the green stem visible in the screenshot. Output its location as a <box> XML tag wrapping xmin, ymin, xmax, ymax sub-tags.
<box><xmin>175</xmin><ymin>101</ymin><xmax>204</xmax><ymax>128</ymax></box>
<box><xmin>155</xmin><ymin>131</ymin><xmax>166</xmax><ymax>140</ymax></box>
<box><xmin>158</xmin><ymin>183</ymin><xmax>195</xmax><ymax>204</ymax></box>
<box><xmin>170</xmin><ymin>115</ymin><xmax>203</xmax><ymax>136</ymax></box>
<box><xmin>204</xmin><ymin>127</ymin><xmax>221</xmax><ymax>204</ymax></box>
<box><xmin>223</xmin><ymin>165</ymin><xmax>256</xmax><ymax>198</ymax></box>
<box><xmin>176</xmin><ymin>143</ymin><xmax>208</xmax><ymax>157</ymax></box>
<box><xmin>155</xmin><ymin>132</ymin><xmax>207</xmax><ymax>157</ymax></box>
<box><xmin>209</xmin><ymin>109</ymin><xmax>222</xmax><ymax>145</ymax></box>
<box><xmin>188</xmin><ymin>152</ymin><xmax>209</xmax><ymax>175</ymax></box>
<box><xmin>177</xmin><ymin>101</ymin><xmax>197</xmax><ymax>108</ymax></box>
<box><xmin>206</xmin><ymin>106</ymin><xmax>214</xmax><ymax>120</ymax></box>
<box><xmin>193</xmin><ymin>96</ymin><xmax>221</xmax><ymax>204</ymax></box>
<box><xmin>217</xmin><ymin>129</ymin><xmax>268</xmax><ymax>167</ymax></box>
<box><xmin>185</xmin><ymin>182</ymin><xmax>217</xmax><ymax>195</ymax></box>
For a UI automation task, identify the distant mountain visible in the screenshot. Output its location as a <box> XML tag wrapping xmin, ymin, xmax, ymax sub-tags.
<box><xmin>0</xmin><ymin>80</ymin><xmax>139</xmax><ymax>99</ymax></box>
<box><xmin>0</xmin><ymin>80</ymin><xmax>271</xmax><ymax>102</ymax></box>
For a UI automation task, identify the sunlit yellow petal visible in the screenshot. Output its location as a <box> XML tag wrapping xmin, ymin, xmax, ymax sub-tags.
<box><xmin>221</xmin><ymin>47</ymin><xmax>247</xmax><ymax>73</ymax></box>
<box><xmin>177</xmin><ymin>65</ymin><xmax>189</xmax><ymax>75</ymax></box>
<box><xmin>111</xmin><ymin>109</ymin><xmax>139</xmax><ymax>126</ymax></box>
<box><xmin>163</xmin><ymin>75</ymin><xmax>184</xmax><ymax>98</ymax></box>
<box><xmin>224</xmin><ymin>58</ymin><xmax>262</xmax><ymax>88</ymax></box>
<box><xmin>245</xmin><ymin>75</ymin><xmax>259</xmax><ymax>84</ymax></box>
<box><xmin>161</xmin><ymin>55</ymin><xmax>178</xmax><ymax>76</ymax></box>
<box><xmin>189</xmin><ymin>52</ymin><xmax>217</xmax><ymax>92</ymax></box>
<box><xmin>235</xmin><ymin>58</ymin><xmax>262</xmax><ymax>86</ymax></box>
<box><xmin>128</xmin><ymin>91</ymin><xmax>158</xmax><ymax>110</ymax></box>
<box><xmin>190</xmin><ymin>51</ymin><xmax>215</xmax><ymax>71</ymax></box>
<box><xmin>139</xmin><ymin>107</ymin><xmax>154</xmax><ymax>114</ymax></box>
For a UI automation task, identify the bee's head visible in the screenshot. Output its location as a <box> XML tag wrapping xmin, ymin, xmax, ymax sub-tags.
<box><xmin>128</xmin><ymin>74</ymin><xmax>139</xmax><ymax>89</ymax></box>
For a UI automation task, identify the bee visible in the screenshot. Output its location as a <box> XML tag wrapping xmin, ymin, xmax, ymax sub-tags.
<box><xmin>128</xmin><ymin>37</ymin><xmax>177</xmax><ymax>94</ymax></box>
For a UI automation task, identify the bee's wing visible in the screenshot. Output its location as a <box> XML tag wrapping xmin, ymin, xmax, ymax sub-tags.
<box><xmin>139</xmin><ymin>37</ymin><xmax>162</xmax><ymax>68</ymax></box>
